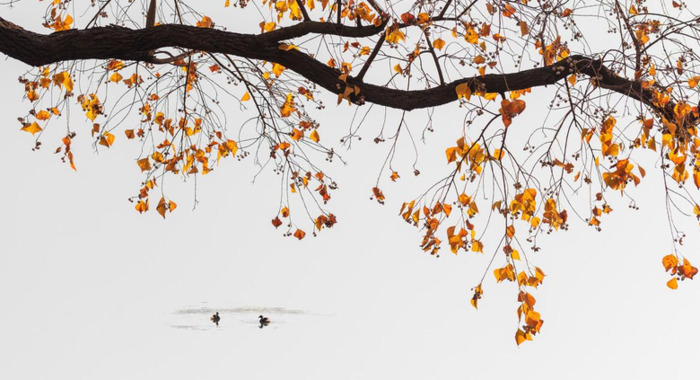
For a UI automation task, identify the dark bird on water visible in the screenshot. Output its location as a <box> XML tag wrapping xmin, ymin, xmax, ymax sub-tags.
<box><xmin>211</xmin><ymin>312</ymin><xmax>221</xmax><ymax>326</ymax></box>
<box><xmin>258</xmin><ymin>315</ymin><xmax>270</xmax><ymax>328</ymax></box>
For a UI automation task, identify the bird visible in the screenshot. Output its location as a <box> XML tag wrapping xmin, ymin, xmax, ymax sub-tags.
<box><xmin>211</xmin><ymin>312</ymin><xmax>221</xmax><ymax>326</ymax></box>
<box><xmin>258</xmin><ymin>315</ymin><xmax>270</xmax><ymax>328</ymax></box>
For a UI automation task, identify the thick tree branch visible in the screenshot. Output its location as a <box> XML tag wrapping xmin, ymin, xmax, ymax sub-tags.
<box><xmin>0</xmin><ymin>17</ymin><xmax>680</xmax><ymax>121</ymax></box>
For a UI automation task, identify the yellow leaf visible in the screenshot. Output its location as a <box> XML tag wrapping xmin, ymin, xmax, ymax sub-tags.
<box><xmin>635</xmin><ymin>29</ymin><xmax>649</xmax><ymax>44</ymax></box>
<box><xmin>225</xmin><ymin>139</ymin><xmax>238</xmax><ymax>156</ymax></box>
<box><xmin>63</xmin><ymin>74</ymin><xmax>74</xmax><ymax>92</ymax></box>
<box><xmin>110</xmin><ymin>72</ymin><xmax>123</xmax><ymax>83</ymax></box>
<box><xmin>515</xmin><ymin>329</ymin><xmax>529</xmax><ymax>346</ymax></box>
<box><xmin>242</xmin><ymin>91</ymin><xmax>251</xmax><ymax>101</ymax></box>
<box><xmin>280</xmin><ymin>93</ymin><xmax>296</xmax><ymax>117</ymax></box>
<box><xmin>482</xmin><ymin>92</ymin><xmax>498</xmax><ymax>101</ymax></box>
<box><xmin>272</xmin><ymin>63</ymin><xmax>285</xmax><ymax>77</ymax></box>
<box><xmin>20</xmin><ymin>122</ymin><xmax>42</xmax><ymax>135</ymax></box>
<box><xmin>465</xmin><ymin>27</ymin><xmax>478</xmax><ymax>44</ymax></box>
<box><xmin>385</xmin><ymin>26</ymin><xmax>405</xmax><ymax>44</ymax></box>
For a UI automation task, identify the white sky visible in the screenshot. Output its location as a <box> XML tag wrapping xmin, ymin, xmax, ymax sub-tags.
<box><xmin>1</xmin><ymin>2</ymin><xmax>699</xmax><ymax>379</ymax></box>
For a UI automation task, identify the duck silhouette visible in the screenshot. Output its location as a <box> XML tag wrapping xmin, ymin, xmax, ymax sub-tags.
<box><xmin>258</xmin><ymin>315</ymin><xmax>270</xmax><ymax>328</ymax></box>
<box><xmin>211</xmin><ymin>312</ymin><xmax>221</xmax><ymax>326</ymax></box>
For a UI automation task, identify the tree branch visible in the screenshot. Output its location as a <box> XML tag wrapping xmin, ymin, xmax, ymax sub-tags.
<box><xmin>259</xmin><ymin>19</ymin><xmax>387</xmax><ymax>42</ymax></box>
<box><xmin>0</xmin><ymin>17</ymin><xmax>680</xmax><ymax>121</ymax></box>
<box><xmin>296</xmin><ymin>0</ymin><xmax>311</xmax><ymax>22</ymax></box>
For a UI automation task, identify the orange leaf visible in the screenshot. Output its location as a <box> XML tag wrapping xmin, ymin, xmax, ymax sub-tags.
<box><xmin>518</xmin><ymin>21</ymin><xmax>529</xmax><ymax>36</ymax></box>
<box><xmin>400</xmin><ymin>12</ymin><xmax>415</xmax><ymax>24</ymax></box>
<box><xmin>662</xmin><ymin>254</ymin><xmax>679</xmax><ymax>272</ymax></box>
<box><xmin>309</xmin><ymin>129</ymin><xmax>320</xmax><ymax>143</ymax></box>
<box><xmin>502</xmin><ymin>3</ymin><xmax>516</xmax><ymax>18</ymax></box>
<box><xmin>689</xmin><ymin>76</ymin><xmax>700</xmax><ymax>89</ymax></box>
<box><xmin>432</xmin><ymin>38</ymin><xmax>445</xmax><ymax>51</ymax></box>
<box><xmin>36</xmin><ymin>110</ymin><xmax>51</xmax><ymax>120</ymax></box>
<box><xmin>135</xmin><ymin>199</ymin><xmax>149</xmax><ymax>213</ymax></box>
<box><xmin>291</xmin><ymin>128</ymin><xmax>304</xmax><ymax>141</ymax></box>
<box><xmin>372</xmin><ymin>187</ymin><xmax>385</xmax><ymax>203</ymax></box>
<box><xmin>455</xmin><ymin>83</ymin><xmax>471</xmax><ymax>100</ymax></box>
<box><xmin>293</xmin><ymin>228</ymin><xmax>306</xmax><ymax>240</ymax></box>
<box><xmin>196</xmin><ymin>16</ymin><xmax>214</xmax><ymax>28</ymax></box>
<box><xmin>515</xmin><ymin>329</ymin><xmax>531</xmax><ymax>345</ymax></box>
<box><xmin>443</xmin><ymin>203</ymin><xmax>452</xmax><ymax>217</ymax></box>
<box><xmin>667</xmin><ymin>277</ymin><xmax>678</xmax><ymax>289</ymax></box>
<box><xmin>137</xmin><ymin>158</ymin><xmax>152</xmax><ymax>172</ymax></box>
<box><xmin>98</xmin><ymin>132</ymin><xmax>115</xmax><ymax>147</ymax></box>
<box><xmin>156</xmin><ymin>197</ymin><xmax>168</xmax><ymax>218</ymax></box>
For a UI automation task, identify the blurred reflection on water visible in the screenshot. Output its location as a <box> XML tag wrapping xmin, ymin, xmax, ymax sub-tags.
<box><xmin>169</xmin><ymin>304</ymin><xmax>328</xmax><ymax>330</ymax></box>
<box><xmin>175</xmin><ymin>306</ymin><xmax>308</xmax><ymax>316</ymax></box>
